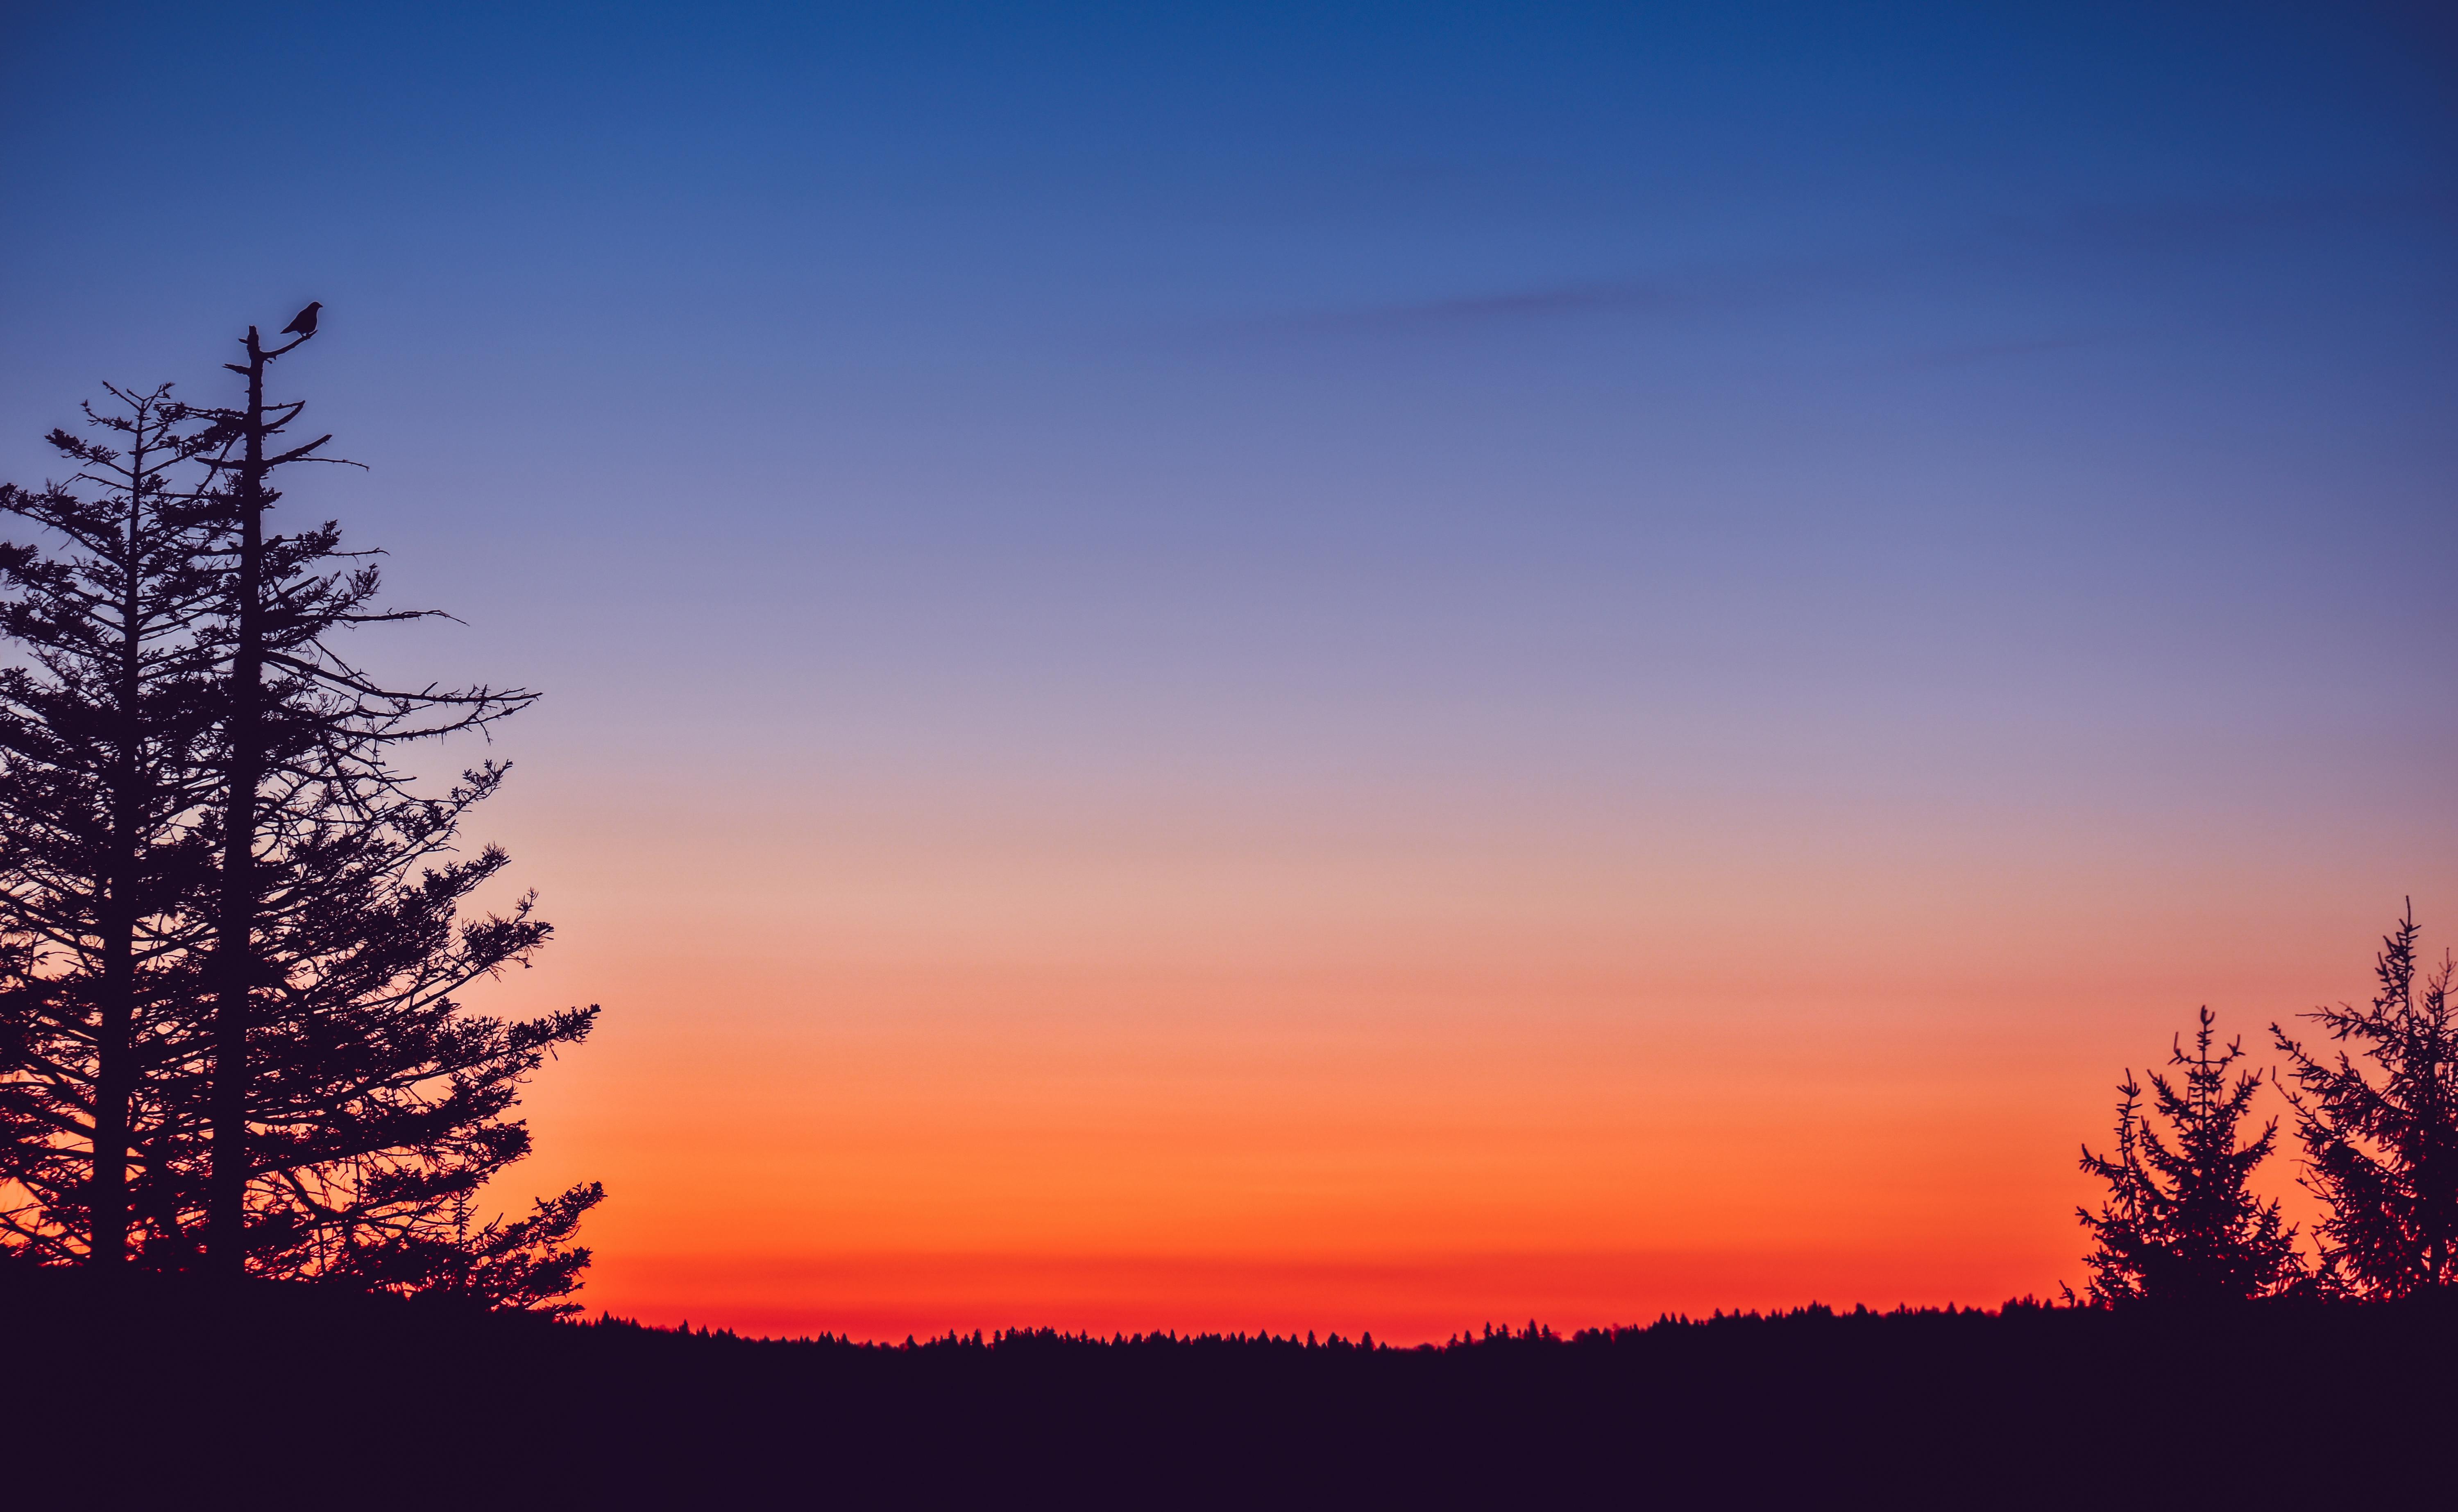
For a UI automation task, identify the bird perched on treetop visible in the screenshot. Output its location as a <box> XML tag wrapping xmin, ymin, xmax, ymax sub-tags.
<box><xmin>281</xmin><ymin>301</ymin><xmax>322</xmax><ymax>337</ymax></box>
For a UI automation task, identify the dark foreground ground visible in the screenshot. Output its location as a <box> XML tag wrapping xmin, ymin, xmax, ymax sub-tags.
<box><xmin>6</xmin><ymin>1271</ymin><xmax>2450</xmax><ymax>1510</ymax></box>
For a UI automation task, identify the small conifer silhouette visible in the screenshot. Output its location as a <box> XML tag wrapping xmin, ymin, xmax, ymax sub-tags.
<box><xmin>2076</xmin><ymin>1006</ymin><xmax>2304</xmax><ymax>1304</ymax></box>
<box><xmin>2274</xmin><ymin>904</ymin><xmax>2458</xmax><ymax>1297</ymax></box>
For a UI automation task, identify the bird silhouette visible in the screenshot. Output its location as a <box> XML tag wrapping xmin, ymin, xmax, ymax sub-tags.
<box><xmin>281</xmin><ymin>301</ymin><xmax>322</xmax><ymax>337</ymax></box>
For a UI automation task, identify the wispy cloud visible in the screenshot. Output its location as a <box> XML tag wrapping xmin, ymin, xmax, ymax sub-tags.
<box><xmin>1345</xmin><ymin>280</ymin><xmax>1689</xmax><ymax>327</ymax></box>
<box><xmin>1898</xmin><ymin>334</ymin><xmax>2099</xmax><ymax>370</ymax></box>
<box><xmin>1240</xmin><ymin>265</ymin><xmax>1839</xmax><ymax>339</ymax></box>
<box><xmin>1190</xmin><ymin>188</ymin><xmax>2453</xmax><ymax>351</ymax></box>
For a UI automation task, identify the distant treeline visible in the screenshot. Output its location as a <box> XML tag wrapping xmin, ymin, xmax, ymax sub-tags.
<box><xmin>598</xmin><ymin>1304</ymin><xmax>2036</xmax><ymax>1354</ymax></box>
<box><xmin>4</xmin><ymin>1266</ymin><xmax>2449</xmax><ymax>1508</ymax></box>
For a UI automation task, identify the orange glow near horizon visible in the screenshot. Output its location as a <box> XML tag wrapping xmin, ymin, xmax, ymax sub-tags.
<box><xmin>471</xmin><ymin>770</ymin><xmax>2402</xmax><ymax>1344</ymax></box>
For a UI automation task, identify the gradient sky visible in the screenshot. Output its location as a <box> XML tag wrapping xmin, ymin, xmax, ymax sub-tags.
<box><xmin>4</xmin><ymin>1</ymin><xmax>2456</xmax><ymax>1340</ymax></box>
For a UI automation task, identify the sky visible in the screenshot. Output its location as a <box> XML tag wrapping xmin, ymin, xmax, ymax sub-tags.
<box><xmin>2</xmin><ymin>1</ymin><xmax>2456</xmax><ymax>1340</ymax></box>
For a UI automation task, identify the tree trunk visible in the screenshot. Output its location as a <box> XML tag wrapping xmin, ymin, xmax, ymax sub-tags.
<box><xmin>208</xmin><ymin>331</ymin><xmax>268</xmax><ymax>1276</ymax></box>
<box><xmin>87</xmin><ymin>420</ymin><xmax>148</xmax><ymax>1270</ymax></box>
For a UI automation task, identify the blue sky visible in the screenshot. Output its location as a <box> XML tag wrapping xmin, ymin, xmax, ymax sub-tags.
<box><xmin>5</xmin><ymin>0</ymin><xmax>2453</xmax><ymax>878</ymax></box>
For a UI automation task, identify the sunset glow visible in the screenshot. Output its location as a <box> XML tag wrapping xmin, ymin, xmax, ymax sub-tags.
<box><xmin>6</xmin><ymin>1</ymin><xmax>2455</xmax><ymax>1342</ymax></box>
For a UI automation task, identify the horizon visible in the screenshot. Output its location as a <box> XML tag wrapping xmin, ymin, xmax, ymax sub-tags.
<box><xmin>5</xmin><ymin>0</ymin><xmax>2456</xmax><ymax>1344</ymax></box>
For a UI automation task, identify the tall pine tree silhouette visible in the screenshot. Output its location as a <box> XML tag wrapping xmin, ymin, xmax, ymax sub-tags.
<box><xmin>2274</xmin><ymin>904</ymin><xmax>2458</xmax><ymax>1298</ymax></box>
<box><xmin>0</xmin><ymin>386</ymin><xmax>225</xmax><ymax>1266</ymax></box>
<box><xmin>184</xmin><ymin>315</ymin><xmax>599</xmax><ymax>1305</ymax></box>
<box><xmin>0</xmin><ymin>317</ymin><xmax>601</xmax><ymax>1310</ymax></box>
<box><xmin>2076</xmin><ymin>1006</ymin><xmax>2304</xmax><ymax>1304</ymax></box>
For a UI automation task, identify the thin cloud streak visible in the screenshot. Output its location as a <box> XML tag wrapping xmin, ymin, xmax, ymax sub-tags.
<box><xmin>1898</xmin><ymin>334</ymin><xmax>2100</xmax><ymax>370</ymax></box>
<box><xmin>1209</xmin><ymin>189</ymin><xmax>2453</xmax><ymax>346</ymax></box>
<box><xmin>1224</xmin><ymin>265</ymin><xmax>1848</xmax><ymax>340</ymax></box>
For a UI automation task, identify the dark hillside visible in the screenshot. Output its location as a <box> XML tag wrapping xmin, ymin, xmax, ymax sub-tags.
<box><xmin>5</xmin><ymin>1270</ymin><xmax>2445</xmax><ymax>1510</ymax></box>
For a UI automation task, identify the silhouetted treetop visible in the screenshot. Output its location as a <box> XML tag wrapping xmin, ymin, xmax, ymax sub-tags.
<box><xmin>2076</xmin><ymin>1005</ymin><xmax>2303</xmax><ymax>1305</ymax></box>
<box><xmin>2274</xmin><ymin>904</ymin><xmax>2458</xmax><ymax>1299</ymax></box>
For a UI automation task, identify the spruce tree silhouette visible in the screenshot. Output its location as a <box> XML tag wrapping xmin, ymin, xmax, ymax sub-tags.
<box><xmin>2274</xmin><ymin>903</ymin><xmax>2458</xmax><ymax>1298</ymax></box>
<box><xmin>2075</xmin><ymin>1005</ymin><xmax>2304</xmax><ymax>1304</ymax></box>
<box><xmin>0</xmin><ymin>386</ymin><xmax>226</xmax><ymax>1266</ymax></box>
